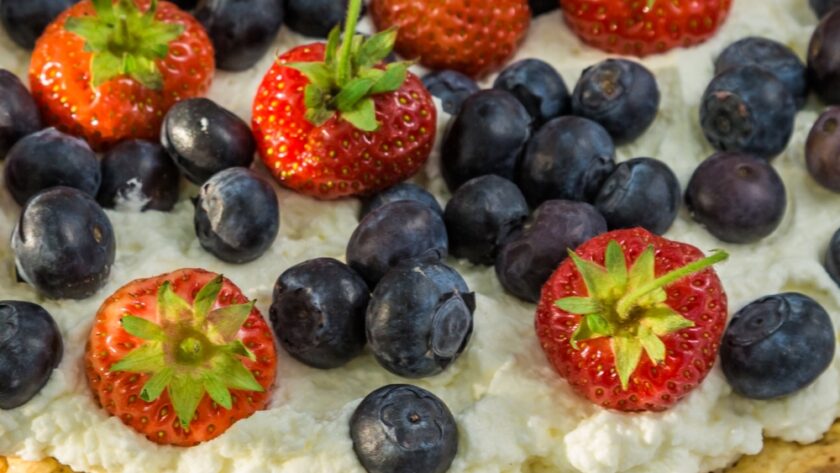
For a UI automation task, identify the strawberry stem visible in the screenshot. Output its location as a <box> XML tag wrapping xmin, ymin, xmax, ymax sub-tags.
<box><xmin>336</xmin><ymin>0</ymin><xmax>363</xmax><ymax>86</ymax></box>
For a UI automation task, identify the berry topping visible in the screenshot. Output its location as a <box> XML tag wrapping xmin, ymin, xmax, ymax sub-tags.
<box><xmin>361</xmin><ymin>182</ymin><xmax>442</xmax><ymax>219</ymax></box>
<box><xmin>496</xmin><ymin>200</ymin><xmax>607</xmax><ymax>303</ymax></box>
<box><xmin>367</xmin><ymin>260</ymin><xmax>474</xmax><ymax>378</ymax></box>
<box><xmin>721</xmin><ymin>293</ymin><xmax>835</xmax><ymax>400</ymax></box>
<box><xmin>826</xmin><ymin>228</ymin><xmax>840</xmax><ymax>286</ymax></box>
<box><xmin>85</xmin><ymin>269</ymin><xmax>277</xmax><ymax>446</ymax></box>
<box><xmin>422</xmin><ymin>70</ymin><xmax>480</xmax><ymax>116</ymax></box>
<box><xmin>161</xmin><ymin>98</ymin><xmax>255</xmax><ymax>185</ymax></box>
<box><xmin>346</xmin><ymin>201</ymin><xmax>448</xmax><ymax>286</ymax></box>
<box><xmin>806</xmin><ymin>107</ymin><xmax>840</xmax><ymax>192</ymax></box>
<box><xmin>0</xmin><ymin>0</ymin><xmax>79</xmax><ymax>50</ymax></box>
<box><xmin>444</xmin><ymin>175</ymin><xmax>530</xmax><ymax>265</ymax></box>
<box><xmin>571</xmin><ymin>59</ymin><xmax>659</xmax><ymax>144</ymax></box>
<box><xmin>194</xmin><ymin>167</ymin><xmax>280</xmax><ymax>264</ymax></box>
<box><xmin>685</xmin><ymin>152</ymin><xmax>786</xmax><ymax>244</ymax></box>
<box><xmin>0</xmin><ymin>301</ymin><xmax>63</xmax><ymax>410</ymax></box>
<box><xmin>536</xmin><ymin>228</ymin><xmax>728</xmax><ymax>411</ymax></box>
<box><xmin>0</xmin><ymin>70</ymin><xmax>42</xmax><ymax>159</ymax></box>
<box><xmin>285</xmin><ymin>0</ymin><xmax>362</xmax><ymax>38</ymax></box>
<box><xmin>194</xmin><ymin>0</ymin><xmax>284</xmax><ymax>71</ymax></box>
<box><xmin>98</xmin><ymin>139</ymin><xmax>180</xmax><ymax>212</ymax></box>
<box><xmin>3</xmin><ymin>127</ymin><xmax>100</xmax><ymax>206</ymax></box>
<box><xmin>494</xmin><ymin>59</ymin><xmax>570</xmax><ymax>128</ymax></box>
<box><xmin>350</xmin><ymin>384</ymin><xmax>458</xmax><ymax>473</ymax></box>
<box><xmin>517</xmin><ymin>116</ymin><xmax>616</xmax><ymax>207</ymax></box>
<box><xmin>270</xmin><ymin>258</ymin><xmax>369</xmax><ymax>369</ymax></box>
<box><xmin>810</xmin><ymin>8</ymin><xmax>840</xmax><ymax>104</ymax></box>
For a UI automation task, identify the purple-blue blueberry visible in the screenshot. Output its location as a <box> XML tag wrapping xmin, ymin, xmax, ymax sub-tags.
<box><xmin>493</xmin><ymin>58</ymin><xmax>570</xmax><ymax>127</ymax></box>
<box><xmin>98</xmin><ymin>140</ymin><xmax>180</xmax><ymax>212</ymax></box>
<box><xmin>361</xmin><ymin>182</ymin><xmax>442</xmax><ymax>219</ymax></box>
<box><xmin>810</xmin><ymin>9</ymin><xmax>840</xmax><ymax>104</ymax></box>
<box><xmin>0</xmin><ymin>70</ymin><xmax>41</xmax><ymax>159</ymax></box>
<box><xmin>195</xmin><ymin>0</ymin><xmax>284</xmax><ymax>71</ymax></box>
<box><xmin>285</xmin><ymin>0</ymin><xmax>364</xmax><ymax>38</ymax></box>
<box><xmin>0</xmin><ymin>0</ymin><xmax>79</xmax><ymax>49</ymax></box>
<box><xmin>422</xmin><ymin>70</ymin><xmax>480</xmax><ymax>115</ymax></box>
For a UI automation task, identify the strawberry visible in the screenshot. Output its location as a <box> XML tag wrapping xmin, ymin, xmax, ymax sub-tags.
<box><xmin>535</xmin><ymin>228</ymin><xmax>729</xmax><ymax>412</ymax></box>
<box><xmin>369</xmin><ymin>0</ymin><xmax>531</xmax><ymax>78</ymax></box>
<box><xmin>84</xmin><ymin>269</ymin><xmax>277</xmax><ymax>446</ymax></box>
<box><xmin>252</xmin><ymin>0</ymin><xmax>436</xmax><ymax>199</ymax></box>
<box><xmin>29</xmin><ymin>0</ymin><xmax>214</xmax><ymax>150</ymax></box>
<box><xmin>560</xmin><ymin>0</ymin><xmax>732</xmax><ymax>57</ymax></box>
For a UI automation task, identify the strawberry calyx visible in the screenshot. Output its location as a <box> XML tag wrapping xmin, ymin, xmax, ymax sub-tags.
<box><xmin>109</xmin><ymin>275</ymin><xmax>263</xmax><ymax>430</ymax></box>
<box><xmin>555</xmin><ymin>240</ymin><xmax>728</xmax><ymax>390</ymax></box>
<box><xmin>64</xmin><ymin>0</ymin><xmax>184</xmax><ymax>90</ymax></box>
<box><xmin>283</xmin><ymin>0</ymin><xmax>411</xmax><ymax>132</ymax></box>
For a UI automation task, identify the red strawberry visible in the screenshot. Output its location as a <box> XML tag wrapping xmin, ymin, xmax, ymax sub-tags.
<box><xmin>369</xmin><ymin>0</ymin><xmax>531</xmax><ymax>78</ymax></box>
<box><xmin>535</xmin><ymin>228</ymin><xmax>728</xmax><ymax>411</ymax></box>
<box><xmin>252</xmin><ymin>0</ymin><xmax>436</xmax><ymax>199</ymax></box>
<box><xmin>29</xmin><ymin>0</ymin><xmax>214</xmax><ymax>150</ymax></box>
<box><xmin>84</xmin><ymin>269</ymin><xmax>277</xmax><ymax>446</ymax></box>
<box><xmin>560</xmin><ymin>0</ymin><xmax>732</xmax><ymax>57</ymax></box>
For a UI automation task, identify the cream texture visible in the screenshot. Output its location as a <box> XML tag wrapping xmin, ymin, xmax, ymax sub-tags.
<box><xmin>1</xmin><ymin>0</ymin><xmax>839</xmax><ymax>472</ymax></box>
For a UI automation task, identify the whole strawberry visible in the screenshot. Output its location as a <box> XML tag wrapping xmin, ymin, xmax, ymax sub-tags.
<box><xmin>536</xmin><ymin>228</ymin><xmax>728</xmax><ymax>411</ymax></box>
<box><xmin>561</xmin><ymin>0</ymin><xmax>732</xmax><ymax>57</ymax></box>
<box><xmin>85</xmin><ymin>269</ymin><xmax>277</xmax><ymax>446</ymax></box>
<box><xmin>370</xmin><ymin>0</ymin><xmax>531</xmax><ymax>78</ymax></box>
<box><xmin>29</xmin><ymin>0</ymin><xmax>214</xmax><ymax>150</ymax></box>
<box><xmin>252</xmin><ymin>0</ymin><xmax>435</xmax><ymax>199</ymax></box>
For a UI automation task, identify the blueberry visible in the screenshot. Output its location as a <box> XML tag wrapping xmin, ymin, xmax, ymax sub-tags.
<box><xmin>811</xmin><ymin>10</ymin><xmax>840</xmax><ymax>105</ymax></box>
<box><xmin>195</xmin><ymin>0</ymin><xmax>284</xmax><ymax>71</ymax></box>
<box><xmin>171</xmin><ymin>0</ymin><xmax>199</xmax><ymax>11</ymax></box>
<box><xmin>441</xmin><ymin>90</ymin><xmax>532</xmax><ymax>191</ymax></box>
<box><xmin>721</xmin><ymin>293</ymin><xmax>835</xmax><ymax>400</ymax></box>
<box><xmin>194</xmin><ymin>167</ymin><xmax>279</xmax><ymax>264</ymax></box>
<box><xmin>685</xmin><ymin>152</ymin><xmax>786</xmax><ymax>244</ymax></box>
<box><xmin>161</xmin><ymin>98</ymin><xmax>255</xmax><ymax>185</ymax></box>
<box><xmin>12</xmin><ymin>187</ymin><xmax>115</xmax><ymax>299</ymax></box>
<box><xmin>571</xmin><ymin>59</ymin><xmax>659</xmax><ymax>145</ymax></box>
<box><xmin>0</xmin><ymin>301</ymin><xmax>63</xmax><ymax>409</ymax></box>
<box><xmin>529</xmin><ymin>0</ymin><xmax>559</xmax><ymax>16</ymax></box>
<box><xmin>97</xmin><ymin>140</ymin><xmax>180</xmax><ymax>212</ymax></box>
<box><xmin>493</xmin><ymin>59</ymin><xmax>570</xmax><ymax>127</ymax></box>
<box><xmin>806</xmin><ymin>107</ymin><xmax>840</xmax><ymax>192</ymax></box>
<box><xmin>593</xmin><ymin>157</ymin><xmax>681</xmax><ymax>235</ymax></box>
<box><xmin>285</xmin><ymin>0</ymin><xmax>364</xmax><ymax>38</ymax></box>
<box><xmin>495</xmin><ymin>200</ymin><xmax>606</xmax><ymax>303</ymax></box>
<box><xmin>346</xmin><ymin>201</ymin><xmax>448</xmax><ymax>287</ymax></box>
<box><xmin>366</xmin><ymin>260</ymin><xmax>474</xmax><ymax>378</ymax></box>
<box><xmin>0</xmin><ymin>0</ymin><xmax>79</xmax><ymax>49</ymax></box>
<box><xmin>0</xmin><ymin>70</ymin><xmax>41</xmax><ymax>159</ymax></box>
<box><xmin>700</xmin><ymin>65</ymin><xmax>796</xmax><ymax>159</ymax></box>
<box><xmin>4</xmin><ymin>128</ymin><xmax>100</xmax><ymax>206</ymax></box>
<box><xmin>444</xmin><ymin>175</ymin><xmax>529</xmax><ymax>265</ymax></box>
<box><xmin>811</xmin><ymin>0</ymin><xmax>840</xmax><ymax>19</ymax></box>
<box><xmin>517</xmin><ymin>116</ymin><xmax>615</xmax><ymax>207</ymax></box>
<box><xmin>269</xmin><ymin>258</ymin><xmax>368</xmax><ymax>369</ymax></box>
<box><xmin>422</xmin><ymin>70</ymin><xmax>480</xmax><ymax>115</ymax></box>
<box><xmin>360</xmin><ymin>182</ymin><xmax>442</xmax><ymax>219</ymax></box>
<box><xmin>826</xmin><ymin>228</ymin><xmax>840</xmax><ymax>286</ymax></box>
<box><xmin>715</xmin><ymin>37</ymin><xmax>808</xmax><ymax>109</ymax></box>
<box><xmin>350</xmin><ymin>384</ymin><xmax>458</xmax><ymax>473</ymax></box>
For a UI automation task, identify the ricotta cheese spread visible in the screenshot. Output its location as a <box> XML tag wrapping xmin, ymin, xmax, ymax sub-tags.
<box><xmin>0</xmin><ymin>0</ymin><xmax>838</xmax><ymax>472</ymax></box>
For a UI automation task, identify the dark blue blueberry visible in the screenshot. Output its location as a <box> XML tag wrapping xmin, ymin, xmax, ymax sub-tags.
<box><xmin>571</xmin><ymin>59</ymin><xmax>659</xmax><ymax>145</ymax></box>
<box><xmin>360</xmin><ymin>182</ymin><xmax>442</xmax><ymax>219</ymax></box>
<box><xmin>0</xmin><ymin>70</ymin><xmax>41</xmax><ymax>159</ymax></box>
<box><xmin>806</xmin><ymin>107</ymin><xmax>840</xmax><ymax>192</ymax></box>
<box><xmin>422</xmin><ymin>70</ymin><xmax>480</xmax><ymax>115</ymax></box>
<box><xmin>194</xmin><ymin>167</ymin><xmax>279</xmax><ymax>263</ymax></box>
<box><xmin>350</xmin><ymin>384</ymin><xmax>458</xmax><ymax>473</ymax></box>
<box><xmin>195</xmin><ymin>0</ymin><xmax>284</xmax><ymax>71</ymax></box>
<box><xmin>346</xmin><ymin>201</ymin><xmax>448</xmax><ymax>287</ymax></box>
<box><xmin>3</xmin><ymin>128</ymin><xmax>100</xmax><ymax>206</ymax></box>
<box><xmin>444</xmin><ymin>175</ymin><xmax>529</xmax><ymax>265</ymax></box>
<box><xmin>721</xmin><ymin>293</ymin><xmax>835</xmax><ymax>400</ymax></box>
<box><xmin>825</xmin><ymin>228</ymin><xmax>840</xmax><ymax>286</ymax></box>
<box><xmin>0</xmin><ymin>301</ymin><xmax>63</xmax><ymax>409</ymax></box>
<box><xmin>493</xmin><ymin>58</ymin><xmax>570</xmax><ymax>127</ymax></box>
<box><xmin>441</xmin><ymin>89</ymin><xmax>532</xmax><ymax>191</ymax></box>
<box><xmin>0</xmin><ymin>0</ymin><xmax>79</xmax><ymax>49</ymax></box>
<box><xmin>285</xmin><ymin>0</ymin><xmax>364</xmax><ymax>38</ymax></box>
<box><xmin>700</xmin><ymin>65</ymin><xmax>796</xmax><ymax>159</ymax></box>
<box><xmin>715</xmin><ymin>37</ymin><xmax>808</xmax><ymax>109</ymax></box>
<box><xmin>366</xmin><ymin>260</ymin><xmax>474</xmax><ymax>378</ymax></box>
<box><xmin>811</xmin><ymin>0</ymin><xmax>840</xmax><ymax>18</ymax></box>
<box><xmin>269</xmin><ymin>258</ymin><xmax>369</xmax><ymax>369</ymax></box>
<box><xmin>529</xmin><ymin>0</ymin><xmax>559</xmax><ymax>16</ymax></box>
<box><xmin>97</xmin><ymin>140</ymin><xmax>180</xmax><ymax>212</ymax></box>
<box><xmin>594</xmin><ymin>157</ymin><xmax>681</xmax><ymax>235</ymax></box>
<box><xmin>161</xmin><ymin>98</ymin><xmax>255</xmax><ymax>184</ymax></box>
<box><xmin>810</xmin><ymin>9</ymin><xmax>840</xmax><ymax>104</ymax></box>
<box><xmin>12</xmin><ymin>187</ymin><xmax>115</xmax><ymax>299</ymax></box>
<box><xmin>517</xmin><ymin>116</ymin><xmax>615</xmax><ymax>207</ymax></box>
<box><xmin>685</xmin><ymin>152</ymin><xmax>786</xmax><ymax>244</ymax></box>
<box><xmin>171</xmin><ymin>0</ymin><xmax>199</xmax><ymax>11</ymax></box>
<box><xmin>495</xmin><ymin>200</ymin><xmax>606</xmax><ymax>303</ymax></box>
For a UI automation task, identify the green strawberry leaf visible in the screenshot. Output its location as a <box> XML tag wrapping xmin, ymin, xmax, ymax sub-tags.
<box><xmin>203</xmin><ymin>373</ymin><xmax>232</xmax><ymax>409</ymax></box>
<box><xmin>121</xmin><ymin>316</ymin><xmax>164</xmax><ymax>341</ymax></box>
<box><xmin>157</xmin><ymin>281</ymin><xmax>193</xmax><ymax>323</ymax></box>
<box><xmin>140</xmin><ymin>366</ymin><xmax>174</xmax><ymax>402</ymax></box>
<box><xmin>613</xmin><ymin>336</ymin><xmax>643</xmax><ymax>390</ymax></box>
<box><xmin>370</xmin><ymin>62</ymin><xmax>409</xmax><ymax>95</ymax></box>
<box><xmin>640</xmin><ymin>307</ymin><xmax>695</xmax><ymax>336</ymax></box>
<box><xmin>567</xmin><ymin>250</ymin><xmax>611</xmax><ymax>300</ymax></box>
<box><xmin>570</xmin><ymin>313</ymin><xmax>612</xmax><ymax>349</ymax></box>
<box><xmin>222</xmin><ymin>340</ymin><xmax>256</xmax><ymax>361</ymax></box>
<box><xmin>110</xmin><ymin>342</ymin><xmax>165</xmax><ymax>373</ymax></box>
<box><xmin>334</xmin><ymin>77</ymin><xmax>375</xmax><ymax>111</ymax></box>
<box><xmin>286</xmin><ymin>62</ymin><xmax>334</xmax><ymax>90</ymax></box>
<box><xmin>555</xmin><ymin>297</ymin><xmax>601</xmax><ymax>315</ymax></box>
<box><xmin>325</xmin><ymin>27</ymin><xmax>341</xmax><ymax>68</ymax></box>
<box><xmin>206</xmin><ymin>302</ymin><xmax>254</xmax><ymax>343</ymax></box>
<box><xmin>638</xmin><ymin>325</ymin><xmax>666</xmax><ymax>364</ymax></box>
<box><xmin>169</xmin><ymin>374</ymin><xmax>205</xmax><ymax>428</ymax></box>
<box><xmin>341</xmin><ymin>97</ymin><xmax>378</xmax><ymax>132</ymax></box>
<box><xmin>605</xmin><ymin>240</ymin><xmax>628</xmax><ymax>288</ymax></box>
<box><xmin>193</xmin><ymin>275</ymin><xmax>222</xmax><ymax>324</ymax></box>
<box><xmin>214</xmin><ymin>353</ymin><xmax>264</xmax><ymax>392</ymax></box>
<box><xmin>356</xmin><ymin>28</ymin><xmax>398</xmax><ymax>68</ymax></box>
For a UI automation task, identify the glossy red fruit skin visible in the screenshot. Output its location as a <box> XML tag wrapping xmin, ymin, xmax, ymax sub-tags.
<box><xmin>560</xmin><ymin>0</ymin><xmax>732</xmax><ymax>57</ymax></box>
<box><xmin>29</xmin><ymin>0</ymin><xmax>214</xmax><ymax>151</ymax></box>
<box><xmin>369</xmin><ymin>0</ymin><xmax>531</xmax><ymax>78</ymax></box>
<box><xmin>85</xmin><ymin>269</ymin><xmax>277</xmax><ymax>447</ymax></box>
<box><xmin>252</xmin><ymin>43</ymin><xmax>437</xmax><ymax>200</ymax></box>
<box><xmin>535</xmin><ymin>228</ymin><xmax>728</xmax><ymax>412</ymax></box>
